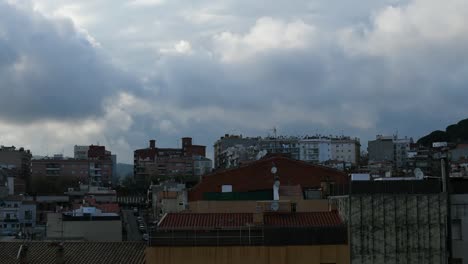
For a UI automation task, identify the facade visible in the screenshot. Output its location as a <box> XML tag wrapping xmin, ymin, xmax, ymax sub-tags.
<box><xmin>332</xmin><ymin>180</ymin><xmax>447</xmax><ymax>264</ymax></box>
<box><xmin>368</xmin><ymin>135</ymin><xmax>412</xmax><ymax>168</ymax></box>
<box><xmin>147</xmin><ymin>211</ymin><xmax>349</xmax><ymax>264</ymax></box>
<box><xmin>299</xmin><ymin>137</ymin><xmax>331</xmax><ymax>163</ymax></box>
<box><xmin>134</xmin><ymin>138</ymin><xmax>210</xmax><ymax>186</ymax></box>
<box><xmin>150</xmin><ymin>182</ymin><xmax>187</xmax><ymax>220</ymax></box>
<box><xmin>0</xmin><ymin>196</ymin><xmax>36</xmax><ymax>236</ymax></box>
<box><xmin>368</xmin><ymin>135</ymin><xmax>395</xmax><ymax>164</ymax></box>
<box><xmin>451</xmin><ymin>193</ymin><xmax>468</xmax><ymax>264</ymax></box>
<box><xmin>32</xmin><ymin>145</ymin><xmax>114</xmax><ymax>187</ymax></box>
<box><xmin>46</xmin><ymin>206</ymin><xmax>122</xmax><ymax>241</ymax></box>
<box><xmin>214</xmin><ymin>134</ymin><xmax>360</xmax><ymax>170</ymax></box>
<box><xmin>331</xmin><ymin>137</ymin><xmax>361</xmax><ymax>165</ymax></box>
<box><xmin>0</xmin><ymin>146</ymin><xmax>32</xmax><ymax>192</ymax></box>
<box><xmin>214</xmin><ymin>134</ymin><xmax>260</xmax><ymax>169</ymax></box>
<box><xmin>193</xmin><ymin>156</ymin><xmax>213</xmax><ymax>178</ymax></box>
<box><xmin>74</xmin><ymin>145</ymin><xmax>89</xmax><ymax>159</ymax></box>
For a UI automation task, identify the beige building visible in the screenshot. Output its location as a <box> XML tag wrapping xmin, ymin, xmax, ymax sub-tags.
<box><xmin>47</xmin><ymin>207</ymin><xmax>122</xmax><ymax>241</ymax></box>
<box><xmin>146</xmin><ymin>245</ymin><xmax>349</xmax><ymax>264</ymax></box>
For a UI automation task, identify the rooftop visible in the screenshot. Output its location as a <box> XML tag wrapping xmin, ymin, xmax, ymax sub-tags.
<box><xmin>0</xmin><ymin>242</ymin><xmax>145</xmax><ymax>264</ymax></box>
<box><xmin>158</xmin><ymin>211</ymin><xmax>343</xmax><ymax>230</ymax></box>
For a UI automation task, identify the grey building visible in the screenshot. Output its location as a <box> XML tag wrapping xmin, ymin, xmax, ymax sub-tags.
<box><xmin>333</xmin><ymin>180</ymin><xmax>448</xmax><ymax>264</ymax></box>
<box><xmin>368</xmin><ymin>135</ymin><xmax>411</xmax><ymax>168</ymax></box>
<box><xmin>452</xmin><ymin>194</ymin><xmax>468</xmax><ymax>264</ymax></box>
<box><xmin>368</xmin><ymin>136</ymin><xmax>395</xmax><ymax>164</ymax></box>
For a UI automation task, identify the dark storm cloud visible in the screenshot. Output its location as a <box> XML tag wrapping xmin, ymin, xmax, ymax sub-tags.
<box><xmin>0</xmin><ymin>2</ymin><xmax>137</xmax><ymax>123</ymax></box>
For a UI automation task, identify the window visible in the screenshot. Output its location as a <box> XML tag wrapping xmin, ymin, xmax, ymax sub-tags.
<box><xmin>452</xmin><ymin>219</ymin><xmax>462</xmax><ymax>240</ymax></box>
<box><xmin>25</xmin><ymin>210</ymin><xmax>32</xmax><ymax>220</ymax></box>
<box><xmin>221</xmin><ymin>185</ymin><xmax>233</xmax><ymax>193</ymax></box>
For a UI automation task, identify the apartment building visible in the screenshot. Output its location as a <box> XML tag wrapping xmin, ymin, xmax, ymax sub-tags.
<box><xmin>32</xmin><ymin>145</ymin><xmax>114</xmax><ymax>187</ymax></box>
<box><xmin>214</xmin><ymin>134</ymin><xmax>361</xmax><ymax>170</ymax></box>
<box><xmin>368</xmin><ymin>135</ymin><xmax>412</xmax><ymax>168</ymax></box>
<box><xmin>0</xmin><ymin>146</ymin><xmax>32</xmax><ymax>192</ymax></box>
<box><xmin>134</xmin><ymin>138</ymin><xmax>211</xmax><ymax>186</ymax></box>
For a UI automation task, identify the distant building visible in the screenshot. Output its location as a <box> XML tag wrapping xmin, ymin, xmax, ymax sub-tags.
<box><xmin>149</xmin><ymin>182</ymin><xmax>187</xmax><ymax>220</ymax></box>
<box><xmin>0</xmin><ymin>146</ymin><xmax>32</xmax><ymax>192</ymax></box>
<box><xmin>331</xmin><ymin>137</ymin><xmax>361</xmax><ymax>165</ymax></box>
<box><xmin>46</xmin><ymin>206</ymin><xmax>121</xmax><ymax>241</ymax></box>
<box><xmin>368</xmin><ymin>135</ymin><xmax>412</xmax><ymax>168</ymax></box>
<box><xmin>214</xmin><ymin>134</ymin><xmax>360</xmax><ymax>170</ymax></box>
<box><xmin>451</xmin><ymin>144</ymin><xmax>468</xmax><ymax>162</ymax></box>
<box><xmin>133</xmin><ymin>138</ymin><xmax>210</xmax><ymax>186</ymax></box>
<box><xmin>74</xmin><ymin>145</ymin><xmax>89</xmax><ymax>159</ymax></box>
<box><xmin>32</xmin><ymin>145</ymin><xmax>115</xmax><ymax>187</ymax></box>
<box><xmin>213</xmin><ymin>134</ymin><xmax>260</xmax><ymax>169</ymax></box>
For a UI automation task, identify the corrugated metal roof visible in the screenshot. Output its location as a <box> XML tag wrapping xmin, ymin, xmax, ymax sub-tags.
<box><xmin>0</xmin><ymin>242</ymin><xmax>145</xmax><ymax>264</ymax></box>
<box><xmin>264</xmin><ymin>211</ymin><xmax>343</xmax><ymax>227</ymax></box>
<box><xmin>158</xmin><ymin>213</ymin><xmax>253</xmax><ymax>230</ymax></box>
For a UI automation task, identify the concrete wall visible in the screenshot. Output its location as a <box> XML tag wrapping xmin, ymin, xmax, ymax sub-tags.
<box><xmin>334</xmin><ymin>194</ymin><xmax>447</xmax><ymax>264</ymax></box>
<box><xmin>146</xmin><ymin>245</ymin><xmax>349</xmax><ymax>264</ymax></box>
<box><xmin>188</xmin><ymin>200</ymin><xmax>330</xmax><ymax>213</ymax></box>
<box><xmin>47</xmin><ymin>213</ymin><xmax>122</xmax><ymax>241</ymax></box>
<box><xmin>451</xmin><ymin>194</ymin><xmax>468</xmax><ymax>264</ymax></box>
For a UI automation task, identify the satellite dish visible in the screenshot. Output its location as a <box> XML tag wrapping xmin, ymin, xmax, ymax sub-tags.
<box><xmin>271</xmin><ymin>166</ymin><xmax>277</xmax><ymax>174</ymax></box>
<box><xmin>414</xmin><ymin>168</ymin><xmax>424</xmax><ymax>179</ymax></box>
<box><xmin>270</xmin><ymin>201</ymin><xmax>279</xmax><ymax>211</ymax></box>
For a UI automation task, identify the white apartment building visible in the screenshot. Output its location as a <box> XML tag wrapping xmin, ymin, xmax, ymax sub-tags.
<box><xmin>331</xmin><ymin>138</ymin><xmax>360</xmax><ymax>165</ymax></box>
<box><xmin>299</xmin><ymin>138</ymin><xmax>331</xmax><ymax>163</ymax></box>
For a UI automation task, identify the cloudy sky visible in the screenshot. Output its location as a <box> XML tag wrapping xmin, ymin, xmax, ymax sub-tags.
<box><xmin>0</xmin><ymin>0</ymin><xmax>467</xmax><ymax>163</ymax></box>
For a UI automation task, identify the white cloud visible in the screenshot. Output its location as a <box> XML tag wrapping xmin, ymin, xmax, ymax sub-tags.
<box><xmin>213</xmin><ymin>17</ymin><xmax>316</xmax><ymax>62</ymax></box>
<box><xmin>160</xmin><ymin>40</ymin><xmax>193</xmax><ymax>55</ymax></box>
<box><xmin>339</xmin><ymin>0</ymin><xmax>468</xmax><ymax>56</ymax></box>
<box><xmin>126</xmin><ymin>0</ymin><xmax>165</xmax><ymax>7</ymax></box>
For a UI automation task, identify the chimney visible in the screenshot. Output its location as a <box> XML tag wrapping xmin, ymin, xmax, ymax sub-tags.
<box><xmin>149</xmin><ymin>140</ymin><xmax>156</xmax><ymax>149</ymax></box>
<box><xmin>182</xmin><ymin>137</ymin><xmax>192</xmax><ymax>147</ymax></box>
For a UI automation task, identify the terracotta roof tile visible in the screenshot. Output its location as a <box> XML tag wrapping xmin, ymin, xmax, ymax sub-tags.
<box><xmin>264</xmin><ymin>211</ymin><xmax>343</xmax><ymax>227</ymax></box>
<box><xmin>158</xmin><ymin>213</ymin><xmax>253</xmax><ymax>230</ymax></box>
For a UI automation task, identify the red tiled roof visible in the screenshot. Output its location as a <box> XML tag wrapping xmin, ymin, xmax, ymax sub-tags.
<box><xmin>189</xmin><ymin>156</ymin><xmax>348</xmax><ymax>201</ymax></box>
<box><xmin>264</xmin><ymin>211</ymin><xmax>343</xmax><ymax>227</ymax></box>
<box><xmin>158</xmin><ymin>213</ymin><xmax>253</xmax><ymax>230</ymax></box>
<box><xmin>158</xmin><ymin>211</ymin><xmax>343</xmax><ymax>230</ymax></box>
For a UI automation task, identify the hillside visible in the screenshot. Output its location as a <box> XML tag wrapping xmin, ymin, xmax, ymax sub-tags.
<box><xmin>417</xmin><ymin>118</ymin><xmax>468</xmax><ymax>147</ymax></box>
